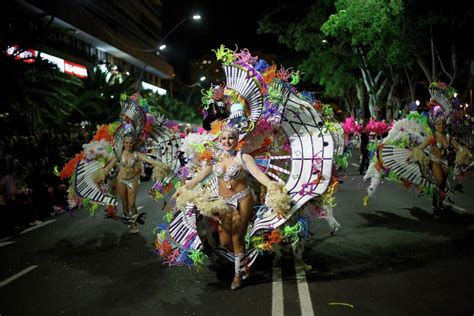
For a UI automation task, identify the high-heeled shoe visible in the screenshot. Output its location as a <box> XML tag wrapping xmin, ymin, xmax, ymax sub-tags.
<box><xmin>230</xmin><ymin>274</ymin><xmax>241</xmax><ymax>290</ymax></box>
<box><xmin>129</xmin><ymin>223</ymin><xmax>139</xmax><ymax>234</ymax></box>
<box><xmin>241</xmin><ymin>269</ymin><xmax>250</xmax><ymax>281</ymax></box>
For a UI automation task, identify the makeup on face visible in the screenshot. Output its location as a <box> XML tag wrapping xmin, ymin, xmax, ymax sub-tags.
<box><xmin>220</xmin><ymin>131</ymin><xmax>237</xmax><ymax>150</ymax></box>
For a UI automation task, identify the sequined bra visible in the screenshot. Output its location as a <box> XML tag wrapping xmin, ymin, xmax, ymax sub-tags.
<box><xmin>120</xmin><ymin>152</ymin><xmax>139</xmax><ymax>168</ymax></box>
<box><xmin>213</xmin><ymin>151</ymin><xmax>247</xmax><ymax>182</ymax></box>
<box><xmin>433</xmin><ymin>134</ymin><xmax>454</xmax><ymax>155</ymax></box>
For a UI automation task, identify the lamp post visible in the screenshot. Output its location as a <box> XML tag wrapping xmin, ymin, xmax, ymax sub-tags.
<box><xmin>156</xmin><ymin>14</ymin><xmax>201</xmax><ymax>54</ymax></box>
<box><xmin>186</xmin><ymin>76</ymin><xmax>206</xmax><ymax>106</ymax></box>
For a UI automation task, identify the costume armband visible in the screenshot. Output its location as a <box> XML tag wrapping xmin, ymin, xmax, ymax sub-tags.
<box><xmin>409</xmin><ymin>147</ymin><xmax>430</xmax><ymax>167</ymax></box>
<box><xmin>175</xmin><ymin>186</ymin><xmax>229</xmax><ymax>217</ymax></box>
<box><xmin>92</xmin><ymin>169</ymin><xmax>107</xmax><ymax>184</ymax></box>
<box><xmin>266</xmin><ymin>182</ymin><xmax>291</xmax><ymax>214</ymax></box>
<box><xmin>455</xmin><ymin>147</ymin><xmax>472</xmax><ymax>165</ymax></box>
<box><xmin>151</xmin><ymin>161</ymin><xmax>172</xmax><ymax>181</ymax></box>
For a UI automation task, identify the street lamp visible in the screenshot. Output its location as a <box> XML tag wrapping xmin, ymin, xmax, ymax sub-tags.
<box><xmin>186</xmin><ymin>75</ymin><xmax>206</xmax><ymax>105</ymax></box>
<box><xmin>156</xmin><ymin>13</ymin><xmax>202</xmax><ymax>54</ymax></box>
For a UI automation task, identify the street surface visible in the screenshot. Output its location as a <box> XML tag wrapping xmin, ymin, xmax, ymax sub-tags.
<box><xmin>1</xmin><ymin>157</ymin><xmax>473</xmax><ymax>315</ymax></box>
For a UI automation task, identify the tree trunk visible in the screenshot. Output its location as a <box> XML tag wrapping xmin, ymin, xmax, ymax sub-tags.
<box><xmin>355</xmin><ymin>80</ymin><xmax>368</xmax><ymax>119</ymax></box>
<box><xmin>385</xmin><ymin>80</ymin><xmax>398</xmax><ymax>121</ymax></box>
<box><xmin>355</xmin><ymin>47</ymin><xmax>387</xmax><ymax>120</ymax></box>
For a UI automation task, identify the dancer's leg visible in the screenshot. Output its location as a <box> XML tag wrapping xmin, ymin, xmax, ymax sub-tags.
<box><xmin>218</xmin><ymin>212</ymin><xmax>233</xmax><ymax>252</ymax></box>
<box><xmin>230</xmin><ymin>194</ymin><xmax>254</xmax><ymax>290</ymax></box>
<box><xmin>127</xmin><ymin>179</ymin><xmax>140</xmax><ymax>232</ymax></box>
<box><xmin>116</xmin><ymin>182</ymin><xmax>129</xmax><ymax>216</ymax></box>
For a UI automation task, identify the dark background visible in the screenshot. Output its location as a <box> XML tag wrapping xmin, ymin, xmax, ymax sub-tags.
<box><xmin>160</xmin><ymin>0</ymin><xmax>293</xmax><ymax>81</ymax></box>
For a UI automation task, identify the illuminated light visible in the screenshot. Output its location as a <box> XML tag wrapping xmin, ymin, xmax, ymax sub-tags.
<box><xmin>39</xmin><ymin>52</ymin><xmax>65</xmax><ymax>72</ymax></box>
<box><xmin>7</xmin><ymin>46</ymin><xmax>88</xmax><ymax>78</ymax></box>
<box><xmin>454</xmin><ymin>93</ymin><xmax>458</xmax><ymax>98</ymax></box>
<box><xmin>110</xmin><ymin>95</ymin><xmax>115</xmax><ymax>99</ymax></box>
<box><xmin>142</xmin><ymin>81</ymin><xmax>167</xmax><ymax>95</ymax></box>
<box><xmin>159</xmin><ymin>44</ymin><xmax>167</xmax><ymax>50</ymax></box>
<box><xmin>415</xmin><ymin>100</ymin><xmax>420</xmax><ymax>106</ymax></box>
<box><xmin>6</xmin><ymin>46</ymin><xmax>36</xmax><ymax>63</ymax></box>
<box><xmin>64</xmin><ymin>61</ymin><xmax>88</xmax><ymax>78</ymax></box>
<box><xmin>322</xmin><ymin>39</ymin><xmax>328</xmax><ymax>43</ymax></box>
<box><xmin>466</xmin><ymin>103</ymin><xmax>469</xmax><ymax>108</ymax></box>
<box><xmin>192</xmin><ymin>14</ymin><xmax>201</xmax><ymax>20</ymax></box>
<box><xmin>200</xmin><ymin>76</ymin><xmax>206</xmax><ymax>81</ymax></box>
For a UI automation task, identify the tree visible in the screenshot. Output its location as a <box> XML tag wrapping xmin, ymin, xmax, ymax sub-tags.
<box><xmin>258</xmin><ymin>0</ymin><xmax>378</xmax><ymax>118</ymax></box>
<box><xmin>321</xmin><ymin>0</ymin><xmax>407</xmax><ymax>119</ymax></box>
<box><xmin>1</xmin><ymin>53</ymin><xmax>83</xmax><ymax>133</ymax></box>
<box><xmin>72</xmin><ymin>65</ymin><xmax>136</xmax><ymax>125</ymax></box>
<box><xmin>403</xmin><ymin>0</ymin><xmax>473</xmax><ymax>92</ymax></box>
<box><xmin>158</xmin><ymin>94</ymin><xmax>201</xmax><ymax>124</ymax></box>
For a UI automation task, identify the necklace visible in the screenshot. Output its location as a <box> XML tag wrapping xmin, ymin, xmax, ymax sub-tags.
<box><xmin>224</xmin><ymin>149</ymin><xmax>237</xmax><ymax>157</ymax></box>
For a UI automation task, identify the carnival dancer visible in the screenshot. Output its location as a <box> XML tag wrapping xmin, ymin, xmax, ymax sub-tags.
<box><xmin>363</xmin><ymin>82</ymin><xmax>472</xmax><ymax>215</ymax></box>
<box><xmin>409</xmin><ymin>83</ymin><xmax>472</xmax><ymax>215</ymax></box>
<box><xmin>173</xmin><ymin>124</ymin><xmax>289</xmax><ymax>290</ymax></box>
<box><xmin>342</xmin><ymin>116</ymin><xmax>362</xmax><ymax>160</ymax></box>
<box><xmin>154</xmin><ymin>46</ymin><xmax>339</xmax><ymax>291</ymax></box>
<box><xmin>95</xmin><ymin>128</ymin><xmax>170</xmax><ymax>233</ymax></box>
<box><xmin>58</xmin><ymin>92</ymin><xmax>173</xmax><ymax>232</ymax></box>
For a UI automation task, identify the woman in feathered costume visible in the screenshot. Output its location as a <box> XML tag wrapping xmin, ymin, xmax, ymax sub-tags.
<box><xmin>363</xmin><ymin>82</ymin><xmax>472</xmax><ymax>215</ymax></box>
<box><xmin>59</xmin><ymin>92</ymin><xmax>173</xmax><ymax>232</ymax></box>
<box><xmin>155</xmin><ymin>45</ymin><xmax>339</xmax><ymax>290</ymax></box>
<box><xmin>173</xmin><ymin>122</ymin><xmax>289</xmax><ymax>290</ymax></box>
<box><xmin>409</xmin><ymin>83</ymin><xmax>472</xmax><ymax>215</ymax></box>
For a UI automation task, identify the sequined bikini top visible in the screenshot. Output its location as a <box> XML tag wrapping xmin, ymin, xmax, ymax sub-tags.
<box><xmin>213</xmin><ymin>151</ymin><xmax>247</xmax><ymax>182</ymax></box>
<box><xmin>434</xmin><ymin>133</ymin><xmax>453</xmax><ymax>154</ymax></box>
<box><xmin>120</xmin><ymin>152</ymin><xmax>139</xmax><ymax>168</ymax></box>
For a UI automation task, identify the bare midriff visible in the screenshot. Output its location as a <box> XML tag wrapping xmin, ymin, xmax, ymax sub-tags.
<box><xmin>218</xmin><ymin>178</ymin><xmax>248</xmax><ymax>198</ymax></box>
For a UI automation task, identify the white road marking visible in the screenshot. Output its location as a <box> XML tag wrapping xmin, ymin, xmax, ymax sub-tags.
<box><xmin>272</xmin><ymin>264</ymin><xmax>284</xmax><ymax>316</ymax></box>
<box><xmin>0</xmin><ymin>236</ymin><xmax>13</xmax><ymax>242</ymax></box>
<box><xmin>0</xmin><ymin>265</ymin><xmax>38</xmax><ymax>288</ymax></box>
<box><xmin>137</xmin><ymin>206</ymin><xmax>144</xmax><ymax>210</ymax></box>
<box><xmin>295</xmin><ymin>260</ymin><xmax>315</xmax><ymax>316</ymax></box>
<box><xmin>351</xmin><ymin>163</ymin><xmax>359</xmax><ymax>168</ymax></box>
<box><xmin>0</xmin><ymin>241</ymin><xmax>15</xmax><ymax>247</ymax></box>
<box><xmin>20</xmin><ymin>219</ymin><xmax>56</xmax><ymax>235</ymax></box>
<box><xmin>444</xmin><ymin>202</ymin><xmax>467</xmax><ymax>212</ymax></box>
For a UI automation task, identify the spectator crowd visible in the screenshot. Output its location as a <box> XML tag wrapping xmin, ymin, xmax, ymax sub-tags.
<box><xmin>0</xmin><ymin>129</ymin><xmax>91</xmax><ymax>236</ymax></box>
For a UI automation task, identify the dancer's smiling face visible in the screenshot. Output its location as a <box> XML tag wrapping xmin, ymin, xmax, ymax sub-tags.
<box><xmin>124</xmin><ymin>137</ymin><xmax>135</xmax><ymax>151</ymax></box>
<box><xmin>435</xmin><ymin>119</ymin><xmax>446</xmax><ymax>133</ymax></box>
<box><xmin>220</xmin><ymin>130</ymin><xmax>237</xmax><ymax>151</ymax></box>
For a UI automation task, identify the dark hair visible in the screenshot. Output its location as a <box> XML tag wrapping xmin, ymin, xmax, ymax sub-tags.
<box><xmin>202</xmin><ymin>111</ymin><xmax>228</xmax><ymax>131</ymax></box>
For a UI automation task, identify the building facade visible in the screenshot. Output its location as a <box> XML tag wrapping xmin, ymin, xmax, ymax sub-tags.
<box><xmin>16</xmin><ymin>0</ymin><xmax>173</xmax><ymax>93</ymax></box>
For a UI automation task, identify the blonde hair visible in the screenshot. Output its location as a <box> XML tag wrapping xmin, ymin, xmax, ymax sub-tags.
<box><xmin>220</xmin><ymin>126</ymin><xmax>239</xmax><ymax>140</ymax></box>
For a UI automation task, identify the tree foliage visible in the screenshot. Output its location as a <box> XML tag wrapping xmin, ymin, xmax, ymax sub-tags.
<box><xmin>259</xmin><ymin>0</ymin><xmax>473</xmax><ymax>120</ymax></box>
<box><xmin>1</xmin><ymin>54</ymin><xmax>83</xmax><ymax>133</ymax></box>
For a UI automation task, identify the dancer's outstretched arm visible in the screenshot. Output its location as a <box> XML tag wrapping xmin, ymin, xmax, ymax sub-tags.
<box><xmin>172</xmin><ymin>165</ymin><xmax>213</xmax><ymax>199</ymax></box>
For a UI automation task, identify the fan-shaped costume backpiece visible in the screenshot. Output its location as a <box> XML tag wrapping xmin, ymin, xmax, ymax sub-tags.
<box><xmin>58</xmin><ymin>93</ymin><xmax>175</xmax><ymax>224</ymax></box>
<box><xmin>363</xmin><ymin>82</ymin><xmax>472</xmax><ymax>209</ymax></box>
<box><xmin>154</xmin><ymin>46</ymin><xmax>340</xmax><ymax>271</ymax></box>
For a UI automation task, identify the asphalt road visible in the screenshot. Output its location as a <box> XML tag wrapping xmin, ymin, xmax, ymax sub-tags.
<box><xmin>1</xmin><ymin>158</ymin><xmax>473</xmax><ymax>315</ymax></box>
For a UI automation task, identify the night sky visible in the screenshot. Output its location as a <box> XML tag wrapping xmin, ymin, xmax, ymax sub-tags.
<box><xmin>160</xmin><ymin>0</ymin><xmax>290</xmax><ymax>80</ymax></box>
